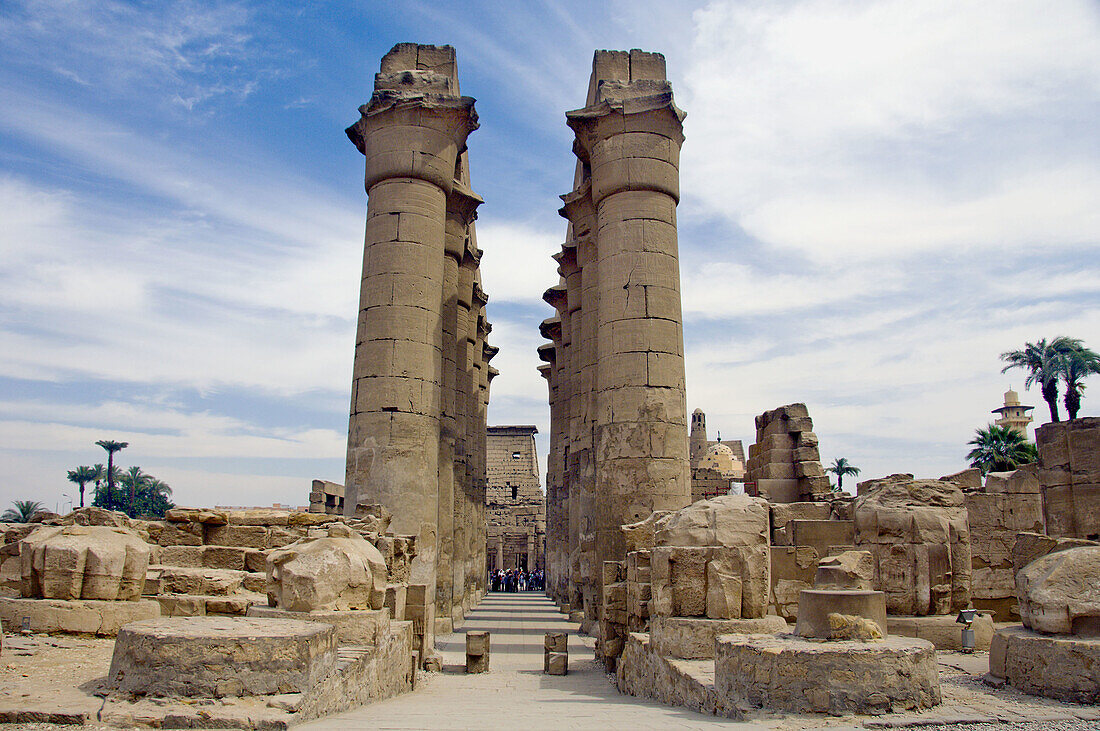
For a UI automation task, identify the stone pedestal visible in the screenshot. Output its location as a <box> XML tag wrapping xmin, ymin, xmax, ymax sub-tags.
<box><xmin>990</xmin><ymin>625</ymin><xmax>1100</xmax><ymax>703</ymax></box>
<box><xmin>716</xmin><ymin>634</ymin><xmax>940</xmax><ymax>714</ymax></box>
<box><xmin>465</xmin><ymin>630</ymin><xmax>489</xmax><ymax>673</ymax></box>
<box><xmin>795</xmin><ymin>589</ymin><xmax>886</xmax><ymax>640</ymax></box>
<box><xmin>544</xmin><ymin>631</ymin><xmax>567</xmax><ymax>672</ymax></box>
<box><xmin>108</xmin><ymin>617</ymin><xmax>337</xmax><ymax>697</ymax></box>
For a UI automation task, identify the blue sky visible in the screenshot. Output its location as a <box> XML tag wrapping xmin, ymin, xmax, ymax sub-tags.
<box><xmin>1</xmin><ymin>0</ymin><xmax>1098</xmax><ymax>512</ymax></box>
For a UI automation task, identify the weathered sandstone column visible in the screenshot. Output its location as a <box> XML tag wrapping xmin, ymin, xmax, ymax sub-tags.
<box><xmin>345</xmin><ymin>46</ymin><xmax>478</xmax><ymax>605</ymax></box>
<box><xmin>452</xmin><ymin>248</ymin><xmax>477</xmax><ymax>618</ymax></box>
<box><xmin>567</xmin><ymin>50</ymin><xmax>691</xmax><ymax>607</ymax></box>
<box><xmin>437</xmin><ymin>181</ymin><xmax>482</xmax><ymax>633</ymax></box>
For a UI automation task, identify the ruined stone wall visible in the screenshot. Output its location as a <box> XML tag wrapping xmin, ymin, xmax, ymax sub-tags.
<box><xmin>309</xmin><ymin>480</ymin><xmax>345</xmax><ymax>515</ymax></box>
<box><xmin>485</xmin><ymin>426</ymin><xmax>546</xmax><ymax>571</ymax></box>
<box><xmin>960</xmin><ymin>464</ymin><xmax>1043</xmax><ymax>620</ymax></box>
<box><xmin>745</xmin><ymin>404</ymin><xmax>829</xmax><ymax>502</ymax></box>
<box><xmin>344</xmin><ymin>43</ymin><xmax>493</xmax><ymax>639</ymax></box>
<box><xmin>1037</xmin><ymin>417</ymin><xmax>1100</xmax><ymax>540</ymax></box>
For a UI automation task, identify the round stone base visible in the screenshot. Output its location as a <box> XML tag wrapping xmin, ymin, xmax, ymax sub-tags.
<box><xmin>991</xmin><ymin>626</ymin><xmax>1100</xmax><ymax>703</ymax></box>
<box><xmin>108</xmin><ymin>617</ymin><xmax>337</xmax><ymax>697</ymax></box>
<box><xmin>716</xmin><ymin>634</ymin><xmax>940</xmax><ymax>714</ymax></box>
<box><xmin>795</xmin><ymin>590</ymin><xmax>886</xmax><ymax>639</ymax></box>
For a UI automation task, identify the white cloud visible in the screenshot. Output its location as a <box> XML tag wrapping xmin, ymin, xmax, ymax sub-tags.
<box><xmin>477</xmin><ymin>221</ymin><xmax>563</xmax><ymax>305</ymax></box>
<box><xmin>678</xmin><ymin>0</ymin><xmax>1100</xmax><ymax>260</ymax></box>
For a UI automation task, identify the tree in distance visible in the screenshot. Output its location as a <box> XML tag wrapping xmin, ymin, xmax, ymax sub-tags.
<box><xmin>1001</xmin><ymin>336</ymin><xmax>1096</xmax><ymax>423</ymax></box>
<box><xmin>94</xmin><ymin>440</ymin><xmax>128</xmax><ymax>511</ymax></box>
<box><xmin>967</xmin><ymin>423</ymin><xmax>1038</xmax><ymax>475</ymax></box>
<box><xmin>826</xmin><ymin>457</ymin><xmax>860</xmax><ymax>491</ymax></box>
<box><xmin>2</xmin><ymin>500</ymin><xmax>45</xmax><ymax>523</ymax></box>
<box><xmin>1062</xmin><ymin>342</ymin><xmax>1100</xmax><ymax>420</ymax></box>
<box><xmin>66</xmin><ymin>465</ymin><xmax>98</xmax><ymax>508</ymax></box>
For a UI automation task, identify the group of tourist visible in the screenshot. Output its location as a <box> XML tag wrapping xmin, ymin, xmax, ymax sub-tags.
<box><xmin>490</xmin><ymin>568</ymin><xmax>544</xmax><ymax>592</ymax></box>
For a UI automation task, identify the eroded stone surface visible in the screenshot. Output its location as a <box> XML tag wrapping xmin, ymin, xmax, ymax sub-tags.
<box><xmin>991</xmin><ymin>625</ymin><xmax>1100</xmax><ymax>703</ymax></box>
<box><xmin>853</xmin><ymin>474</ymin><xmax>971</xmax><ymax>615</ymax></box>
<box><xmin>108</xmin><ymin>616</ymin><xmax>337</xmax><ymax>697</ymax></box>
<box><xmin>267</xmin><ymin>524</ymin><xmax>387</xmax><ymax>612</ymax></box>
<box><xmin>20</xmin><ymin>525</ymin><xmax>150</xmax><ymax>601</ymax></box>
<box><xmin>1017</xmin><ymin>545</ymin><xmax>1100</xmax><ymax>635</ymax></box>
<box><xmin>715</xmin><ymin>633</ymin><xmax>940</xmax><ymax>714</ymax></box>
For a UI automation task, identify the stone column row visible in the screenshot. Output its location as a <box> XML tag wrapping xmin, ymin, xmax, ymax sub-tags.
<box><xmin>345</xmin><ymin>43</ymin><xmax>494</xmax><ymax>654</ymax></box>
<box><xmin>539</xmin><ymin>50</ymin><xmax>691</xmax><ymax>638</ymax></box>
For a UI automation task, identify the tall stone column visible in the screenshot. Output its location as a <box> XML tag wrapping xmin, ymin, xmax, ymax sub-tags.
<box><xmin>436</xmin><ymin>181</ymin><xmax>482</xmax><ymax>633</ymax></box>
<box><xmin>481</xmin><ymin>340</ymin><xmax>498</xmax><ymax>594</ymax></box>
<box><xmin>344</xmin><ymin>43</ymin><xmax>479</xmax><ymax>632</ymax></box>
<box><xmin>538</xmin><ymin>325</ymin><xmax>562</xmax><ymax>601</ymax></box>
<box><xmin>567</xmin><ymin>50</ymin><xmax>691</xmax><ymax>608</ymax></box>
<box><xmin>452</xmin><ymin>248</ymin><xmax>477</xmax><ymax>618</ymax></box>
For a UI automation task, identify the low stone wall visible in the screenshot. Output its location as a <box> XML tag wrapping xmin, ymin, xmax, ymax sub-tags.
<box><xmin>990</xmin><ymin>626</ymin><xmax>1100</xmax><ymax>704</ymax></box>
<box><xmin>297</xmin><ymin>620</ymin><xmax>416</xmax><ymax>720</ymax></box>
<box><xmin>0</xmin><ymin>597</ymin><xmax>160</xmax><ymax>636</ymax></box>
<box><xmin>615</xmin><ymin>632</ymin><xmax>741</xmax><ymax>719</ymax></box>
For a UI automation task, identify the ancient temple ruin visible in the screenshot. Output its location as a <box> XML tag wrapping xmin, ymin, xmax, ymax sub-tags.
<box><xmin>344</xmin><ymin>43</ymin><xmax>494</xmax><ymax>639</ymax></box>
<box><xmin>540</xmin><ymin>49</ymin><xmax>693</xmax><ymax>629</ymax></box>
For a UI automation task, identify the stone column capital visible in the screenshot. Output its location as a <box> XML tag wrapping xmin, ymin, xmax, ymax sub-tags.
<box><xmin>558</xmin><ymin>180</ymin><xmax>594</xmax><ymax>222</ymax></box>
<box><xmin>472</xmin><ymin>282</ymin><xmax>489</xmax><ymax>308</ymax></box>
<box><xmin>539</xmin><ymin>316</ymin><xmax>562</xmax><ymax>342</ymax></box>
<box><xmin>553</xmin><ymin>243</ymin><xmax>578</xmax><ymax>277</ymax></box>
<box><xmin>347</xmin><ymin>79</ymin><xmax>479</xmax><ymax>192</ymax></box>
<box><xmin>542</xmin><ymin>284</ymin><xmax>567</xmax><ymax>311</ymax></box>
<box><xmin>447</xmin><ymin>182</ymin><xmax>483</xmax><ymax>225</ymax></box>
<box><xmin>487</xmin><ymin>366</ymin><xmax>500</xmax><ymax>382</ymax></box>
<box><xmin>538</xmin><ymin>363</ymin><xmax>553</xmax><ymax>380</ymax></box>
<box><xmin>537</xmin><ymin>342</ymin><xmax>557</xmax><ymax>363</ymax></box>
<box><xmin>566</xmin><ymin>81</ymin><xmax>684</xmax><ymax>152</ymax></box>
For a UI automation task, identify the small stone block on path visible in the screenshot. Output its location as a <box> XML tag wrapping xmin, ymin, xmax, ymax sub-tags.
<box><xmin>546</xmin><ymin>651</ymin><xmax>568</xmax><ymax>675</ymax></box>
<box><xmin>466</xmin><ymin>630</ymin><xmax>489</xmax><ymax>673</ymax></box>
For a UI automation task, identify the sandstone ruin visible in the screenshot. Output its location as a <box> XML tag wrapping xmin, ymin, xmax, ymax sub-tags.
<box><xmin>540</xmin><ymin>48</ymin><xmax>692</xmax><ymax>636</ymax></box>
<box><xmin>3</xmin><ymin>40</ymin><xmax>1100</xmax><ymax>729</ymax></box>
<box><xmin>344</xmin><ymin>43</ymin><xmax>493</xmax><ymax>642</ymax></box>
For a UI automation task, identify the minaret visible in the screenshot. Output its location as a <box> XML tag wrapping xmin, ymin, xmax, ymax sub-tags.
<box><xmin>992</xmin><ymin>388</ymin><xmax>1034</xmax><ymax>438</ymax></box>
<box><xmin>690</xmin><ymin>409</ymin><xmax>708</xmax><ymax>465</ymax></box>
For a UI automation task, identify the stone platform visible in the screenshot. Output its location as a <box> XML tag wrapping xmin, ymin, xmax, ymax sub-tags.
<box><xmin>888</xmin><ymin>613</ymin><xmax>994</xmax><ymax>651</ymax></box>
<box><xmin>649</xmin><ymin>614</ymin><xmax>788</xmax><ymax>659</ymax></box>
<box><xmin>715</xmin><ymin>633</ymin><xmax>940</xmax><ymax>715</ymax></box>
<box><xmin>0</xmin><ymin>597</ymin><xmax>160</xmax><ymax>636</ymax></box>
<box><xmin>990</xmin><ymin>625</ymin><xmax>1100</xmax><ymax>703</ymax></box>
<box><xmin>108</xmin><ymin>616</ymin><xmax>338</xmax><ymax>697</ymax></box>
<box><xmin>248</xmin><ymin>605</ymin><xmax>390</xmax><ymax>645</ymax></box>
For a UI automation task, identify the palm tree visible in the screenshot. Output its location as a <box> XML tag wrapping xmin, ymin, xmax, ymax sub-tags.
<box><xmin>137</xmin><ymin>477</ymin><xmax>174</xmax><ymax>518</ymax></box>
<box><xmin>118</xmin><ymin>465</ymin><xmax>150</xmax><ymax>517</ymax></box>
<box><xmin>1000</xmin><ymin>337</ymin><xmax>1079</xmax><ymax>422</ymax></box>
<box><xmin>967</xmin><ymin>424</ymin><xmax>1038</xmax><ymax>475</ymax></box>
<box><xmin>67</xmin><ymin>465</ymin><xmax>98</xmax><ymax>508</ymax></box>
<box><xmin>826</xmin><ymin>457</ymin><xmax>861</xmax><ymax>491</ymax></box>
<box><xmin>1062</xmin><ymin>342</ymin><xmax>1100</xmax><ymax>420</ymax></box>
<box><xmin>2</xmin><ymin>500</ymin><xmax>45</xmax><ymax>523</ymax></box>
<box><xmin>95</xmin><ymin>440</ymin><xmax>128</xmax><ymax>511</ymax></box>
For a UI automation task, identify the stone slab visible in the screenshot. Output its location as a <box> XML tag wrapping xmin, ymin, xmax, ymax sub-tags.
<box><xmin>0</xmin><ymin>597</ymin><xmax>160</xmax><ymax>636</ymax></box>
<box><xmin>650</xmin><ymin>614</ymin><xmax>787</xmax><ymax>659</ymax></box>
<box><xmin>248</xmin><ymin>605</ymin><xmax>390</xmax><ymax>646</ymax></box>
<box><xmin>991</xmin><ymin>625</ymin><xmax>1100</xmax><ymax>703</ymax></box>
<box><xmin>888</xmin><ymin>613</ymin><xmax>994</xmax><ymax>651</ymax></box>
<box><xmin>715</xmin><ymin>633</ymin><xmax>940</xmax><ymax>714</ymax></box>
<box><xmin>108</xmin><ymin>616</ymin><xmax>337</xmax><ymax>697</ymax></box>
